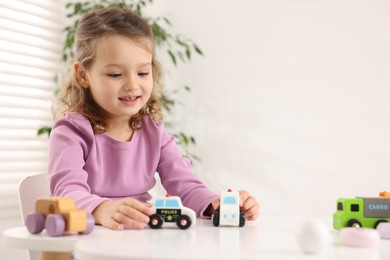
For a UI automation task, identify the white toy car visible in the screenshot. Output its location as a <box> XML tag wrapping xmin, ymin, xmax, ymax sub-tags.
<box><xmin>213</xmin><ymin>189</ymin><xmax>245</xmax><ymax>227</ymax></box>
<box><xmin>148</xmin><ymin>195</ymin><xmax>196</xmax><ymax>230</ymax></box>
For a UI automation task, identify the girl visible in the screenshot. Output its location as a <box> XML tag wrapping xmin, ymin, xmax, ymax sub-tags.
<box><xmin>48</xmin><ymin>7</ymin><xmax>259</xmax><ymax>230</ymax></box>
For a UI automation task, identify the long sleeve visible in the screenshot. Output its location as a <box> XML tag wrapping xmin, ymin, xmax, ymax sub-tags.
<box><xmin>156</xmin><ymin>128</ymin><xmax>219</xmax><ymax>218</ymax></box>
<box><xmin>48</xmin><ymin>114</ymin><xmax>108</xmax><ymax>213</ymax></box>
<box><xmin>48</xmin><ymin>112</ymin><xmax>218</xmax><ymax>217</ymax></box>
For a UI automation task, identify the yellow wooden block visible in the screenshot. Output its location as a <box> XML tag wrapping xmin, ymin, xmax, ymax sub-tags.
<box><xmin>64</xmin><ymin>210</ymin><xmax>87</xmax><ymax>232</ymax></box>
<box><xmin>35</xmin><ymin>197</ymin><xmax>76</xmax><ymax>217</ymax></box>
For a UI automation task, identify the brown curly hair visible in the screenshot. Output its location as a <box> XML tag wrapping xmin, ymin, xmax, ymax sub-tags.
<box><xmin>53</xmin><ymin>7</ymin><xmax>163</xmax><ymax>133</ymax></box>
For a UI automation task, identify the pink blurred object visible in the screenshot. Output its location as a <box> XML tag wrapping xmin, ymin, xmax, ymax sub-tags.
<box><xmin>339</xmin><ymin>227</ymin><xmax>380</xmax><ymax>247</ymax></box>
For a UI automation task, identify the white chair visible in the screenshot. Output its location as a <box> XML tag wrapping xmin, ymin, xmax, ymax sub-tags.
<box><xmin>18</xmin><ymin>173</ymin><xmax>50</xmax><ymax>260</ymax></box>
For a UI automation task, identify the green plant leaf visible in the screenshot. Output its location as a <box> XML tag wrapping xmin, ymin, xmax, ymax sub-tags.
<box><xmin>193</xmin><ymin>44</ymin><xmax>203</xmax><ymax>56</ymax></box>
<box><xmin>186</xmin><ymin>48</ymin><xmax>191</xmax><ymax>60</ymax></box>
<box><xmin>175</xmin><ymin>38</ymin><xmax>188</xmax><ymax>48</ymax></box>
<box><xmin>163</xmin><ymin>17</ymin><xmax>171</xmax><ymax>26</ymax></box>
<box><xmin>167</xmin><ymin>50</ymin><xmax>177</xmax><ymax>66</ymax></box>
<box><xmin>37</xmin><ymin>127</ymin><xmax>52</xmax><ymax>137</ymax></box>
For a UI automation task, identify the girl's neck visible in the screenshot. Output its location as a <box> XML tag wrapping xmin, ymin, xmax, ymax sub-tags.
<box><xmin>105</xmin><ymin>118</ymin><xmax>134</xmax><ymax>142</ymax></box>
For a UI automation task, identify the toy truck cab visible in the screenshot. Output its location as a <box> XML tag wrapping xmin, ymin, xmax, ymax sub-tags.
<box><xmin>213</xmin><ymin>189</ymin><xmax>245</xmax><ymax>227</ymax></box>
<box><xmin>26</xmin><ymin>197</ymin><xmax>94</xmax><ymax>237</ymax></box>
<box><xmin>148</xmin><ymin>195</ymin><xmax>196</xmax><ymax>230</ymax></box>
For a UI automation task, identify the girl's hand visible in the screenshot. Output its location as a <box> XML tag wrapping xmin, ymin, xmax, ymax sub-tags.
<box><xmin>210</xmin><ymin>190</ymin><xmax>260</xmax><ymax>221</ymax></box>
<box><xmin>238</xmin><ymin>190</ymin><xmax>260</xmax><ymax>220</ymax></box>
<box><xmin>93</xmin><ymin>198</ymin><xmax>153</xmax><ymax>230</ymax></box>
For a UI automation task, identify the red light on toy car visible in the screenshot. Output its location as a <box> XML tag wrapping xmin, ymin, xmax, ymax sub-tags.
<box><xmin>227</xmin><ymin>189</ymin><xmax>232</xmax><ymax>192</ymax></box>
<box><xmin>165</xmin><ymin>194</ymin><xmax>171</xmax><ymax>197</ymax></box>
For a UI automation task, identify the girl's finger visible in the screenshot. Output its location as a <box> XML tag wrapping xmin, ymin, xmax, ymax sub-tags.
<box><xmin>242</xmin><ymin>196</ymin><xmax>257</xmax><ymax>211</ymax></box>
<box><xmin>244</xmin><ymin>202</ymin><xmax>260</xmax><ymax>220</ymax></box>
<box><xmin>238</xmin><ymin>190</ymin><xmax>251</xmax><ymax>206</ymax></box>
<box><xmin>124</xmin><ymin>199</ymin><xmax>153</xmax><ymax>215</ymax></box>
<box><xmin>112</xmin><ymin>212</ymin><xmax>147</xmax><ymax>230</ymax></box>
<box><xmin>105</xmin><ymin>217</ymin><xmax>124</xmax><ymax>231</ymax></box>
<box><xmin>118</xmin><ymin>203</ymin><xmax>150</xmax><ymax>223</ymax></box>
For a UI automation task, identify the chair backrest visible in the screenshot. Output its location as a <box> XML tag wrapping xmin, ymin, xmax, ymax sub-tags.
<box><xmin>18</xmin><ymin>173</ymin><xmax>50</xmax><ymax>224</ymax></box>
<box><xmin>18</xmin><ymin>173</ymin><xmax>50</xmax><ymax>260</ymax></box>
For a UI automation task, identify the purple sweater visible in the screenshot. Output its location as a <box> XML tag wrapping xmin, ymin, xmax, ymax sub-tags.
<box><xmin>48</xmin><ymin>112</ymin><xmax>218</xmax><ymax>217</ymax></box>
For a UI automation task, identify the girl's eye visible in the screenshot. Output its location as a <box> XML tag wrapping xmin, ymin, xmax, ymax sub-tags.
<box><xmin>138</xmin><ymin>72</ymin><xmax>149</xmax><ymax>77</ymax></box>
<box><xmin>108</xmin><ymin>74</ymin><xmax>121</xmax><ymax>78</ymax></box>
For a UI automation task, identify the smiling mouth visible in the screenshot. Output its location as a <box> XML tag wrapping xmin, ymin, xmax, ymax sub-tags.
<box><xmin>119</xmin><ymin>96</ymin><xmax>140</xmax><ymax>102</ymax></box>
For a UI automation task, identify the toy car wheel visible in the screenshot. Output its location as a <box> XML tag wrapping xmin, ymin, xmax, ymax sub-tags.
<box><xmin>80</xmin><ymin>213</ymin><xmax>95</xmax><ymax>235</ymax></box>
<box><xmin>212</xmin><ymin>210</ymin><xmax>220</xmax><ymax>227</ymax></box>
<box><xmin>45</xmin><ymin>214</ymin><xmax>65</xmax><ymax>237</ymax></box>
<box><xmin>239</xmin><ymin>210</ymin><xmax>245</xmax><ymax>227</ymax></box>
<box><xmin>149</xmin><ymin>214</ymin><xmax>163</xmax><ymax>229</ymax></box>
<box><xmin>375</xmin><ymin>219</ymin><xmax>388</xmax><ymax>229</ymax></box>
<box><xmin>26</xmin><ymin>212</ymin><xmax>45</xmax><ymax>234</ymax></box>
<box><xmin>176</xmin><ymin>215</ymin><xmax>192</xmax><ymax>230</ymax></box>
<box><xmin>347</xmin><ymin>219</ymin><xmax>362</xmax><ymax>228</ymax></box>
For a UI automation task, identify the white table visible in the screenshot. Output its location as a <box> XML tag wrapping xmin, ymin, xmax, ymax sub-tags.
<box><xmin>3</xmin><ymin>218</ymin><xmax>390</xmax><ymax>260</ymax></box>
<box><xmin>3</xmin><ymin>226</ymin><xmax>76</xmax><ymax>260</ymax></box>
<box><xmin>74</xmin><ymin>218</ymin><xmax>390</xmax><ymax>260</ymax></box>
<box><xmin>3</xmin><ymin>226</ymin><xmax>76</xmax><ymax>252</ymax></box>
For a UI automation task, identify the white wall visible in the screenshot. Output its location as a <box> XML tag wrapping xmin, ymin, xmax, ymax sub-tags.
<box><xmin>148</xmin><ymin>0</ymin><xmax>390</xmax><ymax>218</ymax></box>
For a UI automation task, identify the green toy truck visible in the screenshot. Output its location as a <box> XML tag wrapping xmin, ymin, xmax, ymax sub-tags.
<box><xmin>333</xmin><ymin>197</ymin><xmax>390</xmax><ymax>230</ymax></box>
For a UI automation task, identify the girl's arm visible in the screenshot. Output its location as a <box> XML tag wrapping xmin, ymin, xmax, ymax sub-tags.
<box><xmin>156</xmin><ymin>128</ymin><xmax>219</xmax><ymax>218</ymax></box>
<box><xmin>48</xmin><ymin>114</ymin><xmax>107</xmax><ymax>214</ymax></box>
<box><xmin>48</xmin><ymin>114</ymin><xmax>154</xmax><ymax>230</ymax></box>
<box><xmin>154</xmin><ymin>123</ymin><xmax>259</xmax><ymax>220</ymax></box>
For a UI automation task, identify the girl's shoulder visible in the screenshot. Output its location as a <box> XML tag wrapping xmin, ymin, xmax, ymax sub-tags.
<box><xmin>141</xmin><ymin>115</ymin><xmax>164</xmax><ymax>131</ymax></box>
<box><xmin>52</xmin><ymin>112</ymin><xmax>94</xmax><ymax>137</ymax></box>
<box><xmin>138</xmin><ymin>116</ymin><xmax>167</xmax><ymax>140</ymax></box>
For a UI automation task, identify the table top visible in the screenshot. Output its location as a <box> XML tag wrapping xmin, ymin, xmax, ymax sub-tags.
<box><xmin>74</xmin><ymin>218</ymin><xmax>390</xmax><ymax>260</ymax></box>
<box><xmin>2</xmin><ymin>226</ymin><xmax>77</xmax><ymax>252</ymax></box>
<box><xmin>4</xmin><ymin>218</ymin><xmax>390</xmax><ymax>260</ymax></box>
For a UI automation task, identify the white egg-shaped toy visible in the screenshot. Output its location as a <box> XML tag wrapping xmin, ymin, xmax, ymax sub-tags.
<box><xmin>296</xmin><ymin>219</ymin><xmax>330</xmax><ymax>254</ymax></box>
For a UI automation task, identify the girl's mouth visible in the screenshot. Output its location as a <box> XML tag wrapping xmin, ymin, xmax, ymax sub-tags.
<box><xmin>119</xmin><ymin>96</ymin><xmax>140</xmax><ymax>105</ymax></box>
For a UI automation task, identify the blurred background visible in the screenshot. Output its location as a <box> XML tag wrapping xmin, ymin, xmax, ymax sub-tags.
<box><xmin>1</xmin><ymin>0</ymin><xmax>390</xmax><ymax>258</ymax></box>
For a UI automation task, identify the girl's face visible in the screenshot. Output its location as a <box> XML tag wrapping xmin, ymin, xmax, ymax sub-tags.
<box><xmin>79</xmin><ymin>36</ymin><xmax>154</xmax><ymax>124</ymax></box>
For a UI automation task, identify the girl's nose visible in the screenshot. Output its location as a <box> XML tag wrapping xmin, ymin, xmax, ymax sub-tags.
<box><xmin>124</xmin><ymin>76</ymin><xmax>137</xmax><ymax>91</ymax></box>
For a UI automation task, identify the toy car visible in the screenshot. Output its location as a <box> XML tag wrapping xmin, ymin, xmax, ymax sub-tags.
<box><xmin>333</xmin><ymin>197</ymin><xmax>390</xmax><ymax>230</ymax></box>
<box><xmin>212</xmin><ymin>189</ymin><xmax>245</xmax><ymax>227</ymax></box>
<box><xmin>26</xmin><ymin>197</ymin><xmax>95</xmax><ymax>237</ymax></box>
<box><xmin>148</xmin><ymin>194</ymin><xmax>196</xmax><ymax>230</ymax></box>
